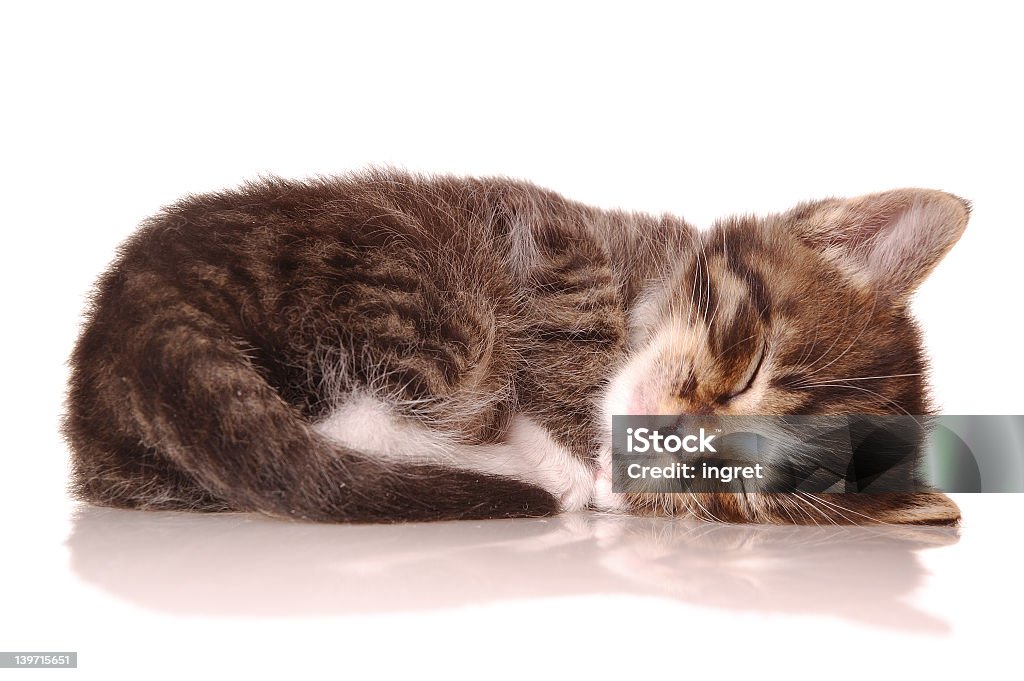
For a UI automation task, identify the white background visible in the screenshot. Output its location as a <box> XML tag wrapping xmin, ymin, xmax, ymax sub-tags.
<box><xmin>2</xmin><ymin>1</ymin><xmax>1022</xmax><ymax>679</ymax></box>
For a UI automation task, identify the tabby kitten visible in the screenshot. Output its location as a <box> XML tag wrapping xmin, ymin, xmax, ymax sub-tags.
<box><xmin>63</xmin><ymin>170</ymin><xmax>968</xmax><ymax>525</ymax></box>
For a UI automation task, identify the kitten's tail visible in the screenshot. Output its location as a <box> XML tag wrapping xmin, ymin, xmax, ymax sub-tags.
<box><xmin>64</xmin><ymin>310</ymin><xmax>557</xmax><ymax>523</ymax></box>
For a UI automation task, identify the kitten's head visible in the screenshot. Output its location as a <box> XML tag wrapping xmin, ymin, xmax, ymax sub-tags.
<box><xmin>604</xmin><ymin>189</ymin><xmax>969</xmax><ymax>525</ymax></box>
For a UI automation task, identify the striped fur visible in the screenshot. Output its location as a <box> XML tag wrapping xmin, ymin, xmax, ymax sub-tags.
<box><xmin>63</xmin><ymin>171</ymin><xmax>968</xmax><ymax>524</ymax></box>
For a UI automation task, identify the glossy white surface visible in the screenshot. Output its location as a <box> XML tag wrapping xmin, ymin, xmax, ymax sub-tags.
<box><xmin>2</xmin><ymin>494</ymin><xmax>1022</xmax><ymax>678</ymax></box>
<box><xmin>64</xmin><ymin>506</ymin><xmax>956</xmax><ymax>623</ymax></box>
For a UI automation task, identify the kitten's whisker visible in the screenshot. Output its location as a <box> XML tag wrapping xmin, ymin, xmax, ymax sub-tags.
<box><xmin>800</xmin><ymin>491</ymin><xmax>895</xmax><ymax>527</ymax></box>
<box><xmin>774</xmin><ymin>495</ymin><xmax>801</xmax><ymax>525</ymax></box>
<box><xmin>783</xmin><ymin>493</ymin><xmax>821</xmax><ymax>526</ymax></box>
<box><xmin>796</xmin><ymin>491</ymin><xmax>855</xmax><ymax>525</ymax></box>
<box><xmin>686</xmin><ymin>242</ymin><xmax>701</xmax><ymax>330</ymax></box>
<box><xmin>788</xmin><ymin>491</ymin><xmax>836</xmax><ymax>526</ymax></box>
<box><xmin>689</xmin><ymin>493</ymin><xmax>721</xmax><ymax>523</ymax></box>
<box><xmin>801</xmin><ymin>288</ymin><xmax>880</xmax><ymax>379</ymax></box>
<box><xmin>790</xmin><ymin>317</ymin><xmax>822</xmax><ymax>376</ymax></box>
<box><xmin>788</xmin><ymin>382</ymin><xmax>917</xmax><ymax>419</ymax></box>
<box><xmin>792</xmin><ymin>372</ymin><xmax>922</xmax><ymax>386</ymax></box>
<box><xmin>708</xmin><ymin>333</ymin><xmax>759</xmax><ymax>365</ymax></box>
<box><xmin>799</xmin><ymin>290</ymin><xmax>857</xmax><ymax>374</ymax></box>
<box><xmin>704</xmin><ymin>276</ymin><xmax>725</xmax><ymax>332</ymax></box>
<box><xmin>699</xmin><ymin>234</ymin><xmax>713</xmax><ymax>325</ymax></box>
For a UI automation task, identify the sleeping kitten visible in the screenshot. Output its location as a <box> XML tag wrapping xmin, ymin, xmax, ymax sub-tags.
<box><xmin>63</xmin><ymin>170</ymin><xmax>968</xmax><ymax>525</ymax></box>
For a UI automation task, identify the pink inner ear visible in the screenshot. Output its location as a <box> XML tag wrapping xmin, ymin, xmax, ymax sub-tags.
<box><xmin>836</xmin><ymin>205</ymin><xmax>897</xmax><ymax>249</ymax></box>
<box><xmin>861</xmin><ymin>194</ymin><xmax>969</xmax><ymax>299</ymax></box>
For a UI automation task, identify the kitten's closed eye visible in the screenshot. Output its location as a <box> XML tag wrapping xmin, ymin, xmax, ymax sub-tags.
<box><xmin>718</xmin><ymin>341</ymin><xmax>765</xmax><ymax>404</ymax></box>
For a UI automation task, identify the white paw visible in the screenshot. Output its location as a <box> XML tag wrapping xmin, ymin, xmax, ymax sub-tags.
<box><xmin>591</xmin><ymin>466</ymin><xmax>629</xmax><ymax>512</ymax></box>
<box><xmin>558</xmin><ymin>479</ymin><xmax>595</xmax><ymax>512</ymax></box>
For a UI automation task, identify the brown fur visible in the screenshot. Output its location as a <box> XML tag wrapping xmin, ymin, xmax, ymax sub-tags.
<box><xmin>62</xmin><ymin>170</ymin><xmax>968</xmax><ymax>524</ymax></box>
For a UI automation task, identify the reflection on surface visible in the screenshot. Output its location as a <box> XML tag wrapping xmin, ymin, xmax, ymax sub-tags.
<box><xmin>67</xmin><ymin>506</ymin><xmax>956</xmax><ymax>630</ymax></box>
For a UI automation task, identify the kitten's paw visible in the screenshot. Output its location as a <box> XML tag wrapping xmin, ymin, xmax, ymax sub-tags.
<box><xmin>558</xmin><ymin>484</ymin><xmax>593</xmax><ymax>513</ymax></box>
<box><xmin>591</xmin><ymin>466</ymin><xmax>629</xmax><ymax>512</ymax></box>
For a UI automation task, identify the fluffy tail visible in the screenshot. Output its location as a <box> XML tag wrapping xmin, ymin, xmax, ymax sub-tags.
<box><xmin>63</xmin><ymin>304</ymin><xmax>557</xmax><ymax>523</ymax></box>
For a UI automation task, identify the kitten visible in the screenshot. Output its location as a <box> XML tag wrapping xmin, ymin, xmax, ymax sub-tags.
<box><xmin>62</xmin><ymin>170</ymin><xmax>968</xmax><ymax>525</ymax></box>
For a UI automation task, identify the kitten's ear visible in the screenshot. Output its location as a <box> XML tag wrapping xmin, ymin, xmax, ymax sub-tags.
<box><xmin>785</xmin><ymin>189</ymin><xmax>970</xmax><ymax>301</ymax></box>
